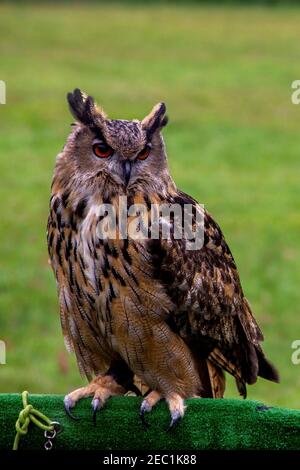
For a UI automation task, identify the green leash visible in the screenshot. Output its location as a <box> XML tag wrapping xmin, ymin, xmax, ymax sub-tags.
<box><xmin>13</xmin><ymin>391</ymin><xmax>56</xmax><ymax>450</ymax></box>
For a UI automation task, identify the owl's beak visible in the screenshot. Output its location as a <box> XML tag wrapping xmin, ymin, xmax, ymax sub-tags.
<box><xmin>122</xmin><ymin>160</ymin><xmax>132</xmax><ymax>186</ymax></box>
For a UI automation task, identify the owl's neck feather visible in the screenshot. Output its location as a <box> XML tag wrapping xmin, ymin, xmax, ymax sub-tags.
<box><xmin>51</xmin><ymin>169</ymin><xmax>178</xmax><ymax>219</ymax></box>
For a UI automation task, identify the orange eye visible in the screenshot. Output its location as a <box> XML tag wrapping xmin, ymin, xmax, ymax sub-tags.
<box><xmin>137</xmin><ymin>144</ymin><xmax>151</xmax><ymax>161</ymax></box>
<box><xmin>93</xmin><ymin>142</ymin><xmax>113</xmax><ymax>158</ymax></box>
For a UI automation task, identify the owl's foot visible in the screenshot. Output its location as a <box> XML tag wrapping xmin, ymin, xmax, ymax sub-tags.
<box><xmin>64</xmin><ymin>375</ymin><xmax>125</xmax><ymax>424</ymax></box>
<box><xmin>140</xmin><ymin>390</ymin><xmax>161</xmax><ymax>427</ymax></box>
<box><xmin>140</xmin><ymin>391</ymin><xmax>185</xmax><ymax>431</ymax></box>
<box><xmin>166</xmin><ymin>393</ymin><xmax>186</xmax><ymax>431</ymax></box>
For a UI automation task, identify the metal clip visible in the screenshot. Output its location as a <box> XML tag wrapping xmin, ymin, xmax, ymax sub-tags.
<box><xmin>44</xmin><ymin>421</ymin><xmax>62</xmax><ymax>451</ymax></box>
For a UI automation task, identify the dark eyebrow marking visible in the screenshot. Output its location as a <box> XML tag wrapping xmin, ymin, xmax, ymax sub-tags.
<box><xmin>89</xmin><ymin>125</ymin><xmax>105</xmax><ymax>141</ymax></box>
<box><xmin>89</xmin><ymin>126</ymin><xmax>117</xmax><ymax>153</ymax></box>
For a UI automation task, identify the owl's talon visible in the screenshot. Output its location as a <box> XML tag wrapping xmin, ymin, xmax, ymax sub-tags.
<box><xmin>140</xmin><ymin>400</ymin><xmax>151</xmax><ymax>428</ymax></box>
<box><xmin>140</xmin><ymin>411</ymin><xmax>149</xmax><ymax>428</ymax></box>
<box><xmin>92</xmin><ymin>398</ymin><xmax>101</xmax><ymax>425</ymax></box>
<box><xmin>167</xmin><ymin>410</ymin><xmax>182</xmax><ymax>432</ymax></box>
<box><xmin>64</xmin><ymin>396</ymin><xmax>79</xmax><ymax>421</ymax></box>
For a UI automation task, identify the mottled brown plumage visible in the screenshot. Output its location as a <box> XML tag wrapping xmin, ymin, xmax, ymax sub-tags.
<box><xmin>47</xmin><ymin>89</ymin><xmax>279</xmax><ymax>426</ymax></box>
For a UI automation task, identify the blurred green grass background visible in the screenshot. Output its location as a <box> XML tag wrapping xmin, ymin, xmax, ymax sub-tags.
<box><xmin>0</xmin><ymin>2</ymin><xmax>299</xmax><ymax>408</ymax></box>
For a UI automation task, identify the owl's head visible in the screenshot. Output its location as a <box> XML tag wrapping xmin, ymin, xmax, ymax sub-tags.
<box><xmin>57</xmin><ymin>89</ymin><xmax>172</xmax><ymax>195</ymax></box>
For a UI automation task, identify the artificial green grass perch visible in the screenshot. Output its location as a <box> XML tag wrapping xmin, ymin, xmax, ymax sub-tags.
<box><xmin>1</xmin><ymin>394</ymin><xmax>300</xmax><ymax>450</ymax></box>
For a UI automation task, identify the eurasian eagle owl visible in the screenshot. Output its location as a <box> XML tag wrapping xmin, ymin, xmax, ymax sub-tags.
<box><xmin>47</xmin><ymin>89</ymin><xmax>279</xmax><ymax>428</ymax></box>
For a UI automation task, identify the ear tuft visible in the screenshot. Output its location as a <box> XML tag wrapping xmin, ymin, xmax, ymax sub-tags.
<box><xmin>142</xmin><ymin>102</ymin><xmax>168</xmax><ymax>137</ymax></box>
<box><xmin>67</xmin><ymin>89</ymin><xmax>106</xmax><ymax>126</ymax></box>
<box><xmin>160</xmin><ymin>114</ymin><xmax>169</xmax><ymax>128</ymax></box>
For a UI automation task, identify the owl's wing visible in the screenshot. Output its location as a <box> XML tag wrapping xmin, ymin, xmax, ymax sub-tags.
<box><xmin>148</xmin><ymin>190</ymin><xmax>279</xmax><ymax>394</ymax></box>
